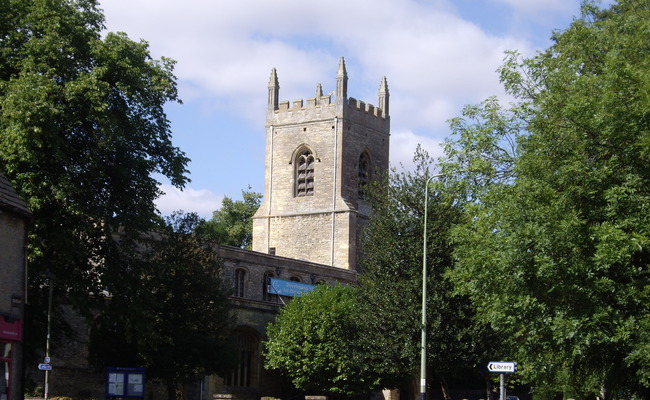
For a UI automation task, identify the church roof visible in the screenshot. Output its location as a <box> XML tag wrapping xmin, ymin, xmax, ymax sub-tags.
<box><xmin>0</xmin><ymin>172</ymin><xmax>32</xmax><ymax>219</ymax></box>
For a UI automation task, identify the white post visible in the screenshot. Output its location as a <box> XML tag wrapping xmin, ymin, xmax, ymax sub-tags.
<box><xmin>500</xmin><ymin>373</ymin><xmax>505</xmax><ymax>400</ymax></box>
<box><xmin>44</xmin><ymin>278</ymin><xmax>53</xmax><ymax>400</ymax></box>
<box><xmin>421</xmin><ymin>173</ymin><xmax>445</xmax><ymax>400</ymax></box>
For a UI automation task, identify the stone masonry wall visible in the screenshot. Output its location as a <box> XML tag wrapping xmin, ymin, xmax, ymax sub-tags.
<box><xmin>253</xmin><ymin>93</ymin><xmax>389</xmax><ymax>271</ymax></box>
<box><xmin>0</xmin><ymin>212</ymin><xmax>26</xmax><ymax>316</ymax></box>
<box><xmin>0</xmin><ymin>183</ymin><xmax>30</xmax><ymax>400</ymax></box>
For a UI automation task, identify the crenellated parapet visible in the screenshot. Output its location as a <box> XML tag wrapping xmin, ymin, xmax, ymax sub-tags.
<box><xmin>348</xmin><ymin>97</ymin><xmax>385</xmax><ymax>118</ymax></box>
<box><xmin>267</xmin><ymin>57</ymin><xmax>389</xmax><ymax>123</ymax></box>
<box><xmin>256</xmin><ymin>56</ymin><xmax>390</xmax><ymax>272</ymax></box>
<box><xmin>277</xmin><ymin>93</ymin><xmax>333</xmax><ymax>112</ymax></box>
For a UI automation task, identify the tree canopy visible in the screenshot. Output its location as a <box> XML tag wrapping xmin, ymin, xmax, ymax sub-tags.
<box><xmin>0</xmin><ymin>0</ymin><xmax>188</xmax><ymax>310</ymax></box>
<box><xmin>90</xmin><ymin>212</ymin><xmax>234</xmax><ymax>400</ymax></box>
<box><xmin>264</xmin><ymin>284</ymin><xmax>372</xmax><ymax>396</ymax></box>
<box><xmin>354</xmin><ymin>147</ymin><xmax>495</xmax><ymax>399</ymax></box>
<box><xmin>197</xmin><ymin>188</ymin><xmax>262</xmax><ymax>249</ymax></box>
<box><xmin>443</xmin><ymin>1</ymin><xmax>650</xmax><ymax>398</ymax></box>
<box><xmin>261</xmin><ymin>148</ymin><xmax>501</xmax><ymax>399</ymax></box>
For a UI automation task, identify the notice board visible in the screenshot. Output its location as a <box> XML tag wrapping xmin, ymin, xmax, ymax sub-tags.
<box><xmin>106</xmin><ymin>367</ymin><xmax>145</xmax><ymax>398</ymax></box>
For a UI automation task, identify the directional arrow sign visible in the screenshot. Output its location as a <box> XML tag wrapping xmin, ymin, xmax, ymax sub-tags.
<box><xmin>487</xmin><ymin>361</ymin><xmax>517</xmax><ymax>373</ymax></box>
<box><xmin>38</xmin><ymin>364</ymin><xmax>52</xmax><ymax>371</ymax></box>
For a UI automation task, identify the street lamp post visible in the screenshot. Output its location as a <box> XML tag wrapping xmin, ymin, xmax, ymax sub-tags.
<box><xmin>420</xmin><ymin>173</ymin><xmax>444</xmax><ymax>400</ymax></box>
<box><xmin>44</xmin><ymin>274</ymin><xmax>54</xmax><ymax>400</ymax></box>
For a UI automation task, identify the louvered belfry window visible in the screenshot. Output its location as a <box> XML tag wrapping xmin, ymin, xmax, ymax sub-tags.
<box><xmin>358</xmin><ymin>152</ymin><xmax>370</xmax><ymax>198</ymax></box>
<box><xmin>296</xmin><ymin>149</ymin><xmax>315</xmax><ymax>197</ymax></box>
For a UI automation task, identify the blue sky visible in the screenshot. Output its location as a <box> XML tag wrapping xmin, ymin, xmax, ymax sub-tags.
<box><xmin>97</xmin><ymin>0</ymin><xmax>600</xmax><ymax>218</ymax></box>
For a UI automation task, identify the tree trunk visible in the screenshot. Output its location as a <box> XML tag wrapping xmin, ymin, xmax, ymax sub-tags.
<box><xmin>485</xmin><ymin>375</ymin><xmax>492</xmax><ymax>400</ymax></box>
<box><xmin>599</xmin><ymin>383</ymin><xmax>606</xmax><ymax>400</ymax></box>
<box><xmin>167</xmin><ymin>379</ymin><xmax>183</xmax><ymax>400</ymax></box>
<box><xmin>438</xmin><ymin>375</ymin><xmax>451</xmax><ymax>400</ymax></box>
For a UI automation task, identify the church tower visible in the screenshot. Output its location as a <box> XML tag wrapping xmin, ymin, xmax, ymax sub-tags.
<box><xmin>252</xmin><ymin>57</ymin><xmax>390</xmax><ymax>271</ymax></box>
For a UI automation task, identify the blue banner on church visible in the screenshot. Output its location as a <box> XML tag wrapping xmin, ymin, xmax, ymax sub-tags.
<box><xmin>269</xmin><ymin>278</ymin><xmax>316</xmax><ymax>297</ymax></box>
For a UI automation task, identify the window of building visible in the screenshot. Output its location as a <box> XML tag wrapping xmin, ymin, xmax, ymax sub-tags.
<box><xmin>290</xmin><ymin>276</ymin><xmax>301</xmax><ymax>282</ymax></box>
<box><xmin>234</xmin><ymin>268</ymin><xmax>246</xmax><ymax>298</ymax></box>
<box><xmin>0</xmin><ymin>342</ymin><xmax>11</xmax><ymax>400</ymax></box>
<box><xmin>263</xmin><ymin>272</ymin><xmax>278</xmax><ymax>303</ymax></box>
<box><xmin>296</xmin><ymin>149</ymin><xmax>315</xmax><ymax>197</ymax></box>
<box><xmin>224</xmin><ymin>330</ymin><xmax>258</xmax><ymax>388</ymax></box>
<box><xmin>358</xmin><ymin>151</ymin><xmax>371</xmax><ymax>198</ymax></box>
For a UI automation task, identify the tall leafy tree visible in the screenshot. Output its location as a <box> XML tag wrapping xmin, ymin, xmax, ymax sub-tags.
<box><xmin>91</xmin><ymin>212</ymin><xmax>234</xmax><ymax>400</ymax></box>
<box><xmin>197</xmin><ymin>188</ymin><xmax>262</xmax><ymax>249</ymax></box>
<box><xmin>355</xmin><ymin>147</ymin><xmax>494</xmax><ymax>400</ymax></box>
<box><xmin>0</xmin><ymin>0</ymin><xmax>188</xmax><ymax>313</ymax></box>
<box><xmin>445</xmin><ymin>1</ymin><xmax>650</xmax><ymax>398</ymax></box>
<box><xmin>441</xmin><ymin>96</ymin><xmax>524</xmax><ymax>203</ymax></box>
<box><xmin>264</xmin><ymin>284</ymin><xmax>372</xmax><ymax>396</ymax></box>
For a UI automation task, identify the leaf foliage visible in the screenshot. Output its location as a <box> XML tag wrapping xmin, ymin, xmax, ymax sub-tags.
<box><xmin>0</xmin><ymin>0</ymin><xmax>189</xmax><ymax>313</ymax></box>
<box><xmin>445</xmin><ymin>1</ymin><xmax>650</xmax><ymax>398</ymax></box>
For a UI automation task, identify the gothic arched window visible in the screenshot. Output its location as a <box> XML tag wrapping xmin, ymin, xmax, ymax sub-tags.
<box><xmin>358</xmin><ymin>151</ymin><xmax>371</xmax><ymax>198</ymax></box>
<box><xmin>295</xmin><ymin>149</ymin><xmax>315</xmax><ymax>197</ymax></box>
<box><xmin>263</xmin><ymin>272</ymin><xmax>278</xmax><ymax>302</ymax></box>
<box><xmin>234</xmin><ymin>268</ymin><xmax>246</xmax><ymax>298</ymax></box>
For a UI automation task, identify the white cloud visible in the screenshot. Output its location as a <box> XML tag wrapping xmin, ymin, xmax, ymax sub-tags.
<box><xmin>390</xmin><ymin>130</ymin><xmax>445</xmax><ymax>172</ymax></box>
<box><xmin>98</xmin><ymin>0</ymin><xmax>572</xmax><ymax>214</ymax></box>
<box><xmin>155</xmin><ymin>184</ymin><xmax>223</xmax><ymax>219</ymax></box>
<box><xmin>100</xmin><ymin>0</ymin><xmax>531</xmax><ymax>136</ymax></box>
<box><xmin>491</xmin><ymin>0</ymin><xmax>574</xmax><ymax>16</ymax></box>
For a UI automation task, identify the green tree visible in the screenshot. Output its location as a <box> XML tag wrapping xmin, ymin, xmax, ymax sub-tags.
<box><xmin>264</xmin><ymin>284</ymin><xmax>374</xmax><ymax>396</ymax></box>
<box><xmin>355</xmin><ymin>147</ymin><xmax>494</xmax><ymax>399</ymax></box>
<box><xmin>197</xmin><ymin>188</ymin><xmax>262</xmax><ymax>249</ymax></box>
<box><xmin>445</xmin><ymin>1</ymin><xmax>650</xmax><ymax>398</ymax></box>
<box><xmin>441</xmin><ymin>96</ymin><xmax>524</xmax><ymax>203</ymax></box>
<box><xmin>0</xmin><ymin>0</ymin><xmax>188</xmax><ymax>320</ymax></box>
<box><xmin>90</xmin><ymin>212</ymin><xmax>234</xmax><ymax>400</ymax></box>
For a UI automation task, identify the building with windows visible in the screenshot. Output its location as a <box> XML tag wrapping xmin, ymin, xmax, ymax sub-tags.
<box><xmin>208</xmin><ymin>57</ymin><xmax>390</xmax><ymax>400</ymax></box>
<box><xmin>44</xmin><ymin>58</ymin><xmax>390</xmax><ymax>400</ymax></box>
<box><xmin>0</xmin><ymin>172</ymin><xmax>32</xmax><ymax>400</ymax></box>
<box><xmin>253</xmin><ymin>57</ymin><xmax>390</xmax><ymax>272</ymax></box>
<box><xmin>204</xmin><ymin>246</ymin><xmax>359</xmax><ymax>400</ymax></box>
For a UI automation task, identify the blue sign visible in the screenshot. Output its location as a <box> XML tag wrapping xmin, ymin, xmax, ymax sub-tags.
<box><xmin>106</xmin><ymin>367</ymin><xmax>146</xmax><ymax>398</ymax></box>
<box><xmin>38</xmin><ymin>364</ymin><xmax>52</xmax><ymax>371</ymax></box>
<box><xmin>268</xmin><ymin>278</ymin><xmax>316</xmax><ymax>297</ymax></box>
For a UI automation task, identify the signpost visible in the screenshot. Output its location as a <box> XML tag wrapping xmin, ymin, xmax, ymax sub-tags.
<box><xmin>487</xmin><ymin>361</ymin><xmax>517</xmax><ymax>400</ymax></box>
<box><xmin>487</xmin><ymin>361</ymin><xmax>517</xmax><ymax>373</ymax></box>
<box><xmin>38</xmin><ymin>364</ymin><xmax>52</xmax><ymax>371</ymax></box>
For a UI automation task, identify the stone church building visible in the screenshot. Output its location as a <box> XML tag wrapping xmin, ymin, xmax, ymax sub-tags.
<box><xmin>47</xmin><ymin>58</ymin><xmax>390</xmax><ymax>400</ymax></box>
<box><xmin>205</xmin><ymin>57</ymin><xmax>390</xmax><ymax>400</ymax></box>
<box><xmin>252</xmin><ymin>57</ymin><xmax>390</xmax><ymax>271</ymax></box>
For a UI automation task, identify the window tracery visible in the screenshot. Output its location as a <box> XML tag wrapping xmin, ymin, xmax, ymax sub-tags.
<box><xmin>296</xmin><ymin>149</ymin><xmax>315</xmax><ymax>197</ymax></box>
<box><xmin>234</xmin><ymin>268</ymin><xmax>246</xmax><ymax>298</ymax></box>
<box><xmin>358</xmin><ymin>151</ymin><xmax>371</xmax><ymax>198</ymax></box>
<box><xmin>263</xmin><ymin>272</ymin><xmax>278</xmax><ymax>302</ymax></box>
